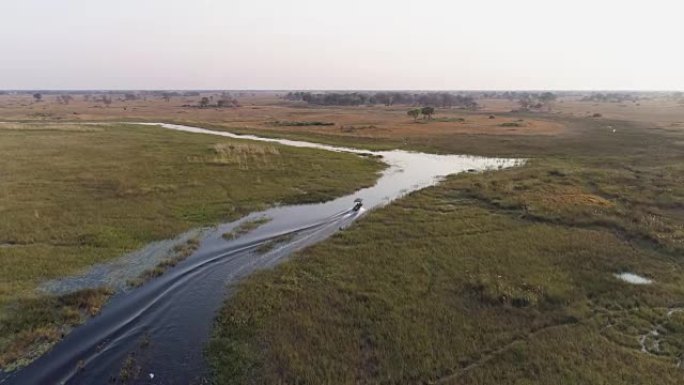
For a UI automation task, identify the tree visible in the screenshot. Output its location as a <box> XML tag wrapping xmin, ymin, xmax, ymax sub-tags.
<box><xmin>539</xmin><ymin>92</ymin><xmax>557</xmax><ymax>103</ymax></box>
<box><xmin>33</xmin><ymin>93</ymin><xmax>42</xmax><ymax>102</ymax></box>
<box><xmin>539</xmin><ymin>92</ymin><xmax>557</xmax><ymax>111</ymax></box>
<box><xmin>217</xmin><ymin>98</ymin><xmax>238</xmax><ymax>108</ymax></box>
<box><xmin>407</xmin><ymin>109</ymin><xmax>421</xmax><ymax>121</ymax></box>
<box><xmin>518</xmin><ymin>96</ymin><xmax>533</xmax><ymax>111</ymax></box>
<box><xmin>56</xmin><ymin>95</ymin><xmax>73</xmax><ymax>105</ymax></box>
<box><xmin>421</xmin><ymin>106</ymin><xmax>435</xmax><ymax>120</ymax></box>
<box><xmin>199</xmin><ymin>97</ymin><xmax>210</xmax><ymax>108</ymax></box>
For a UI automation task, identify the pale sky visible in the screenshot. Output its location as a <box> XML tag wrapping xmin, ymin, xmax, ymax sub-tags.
<box><xmin>1</xmin><ymin>0</ymin><xmax>682</xmax><ymax>90</ymax></box>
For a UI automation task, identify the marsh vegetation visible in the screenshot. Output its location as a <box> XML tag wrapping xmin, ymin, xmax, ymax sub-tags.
<box><xmin>207</xmin><ymin>103</ymin><xmax>684</xmax><ymax>384</ymax></box>
<box><xmin>1</xmin><ymin>92</ymin><xmax>684</xmax><ymax>384</ymax></box>
<box><xmin>0</xmin><ymin>122</ymin><xmax>383</xmax><ymax>370</ymax></box>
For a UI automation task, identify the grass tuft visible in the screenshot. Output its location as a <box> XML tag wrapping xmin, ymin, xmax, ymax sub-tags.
<box><xmin>222</xmin><ymin>217</ymin><xmax>272</xmax><ymax>240</ymax></box>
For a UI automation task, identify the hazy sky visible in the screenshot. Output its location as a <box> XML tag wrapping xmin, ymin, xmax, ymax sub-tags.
<box><xmin>1</xmin><ymin>0</ymin><xmax>682</xmax><ymax>90</ymax></box>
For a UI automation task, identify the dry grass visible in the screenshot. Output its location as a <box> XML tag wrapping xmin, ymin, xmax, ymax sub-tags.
<box><xmin>0</xmin><ymin>94</ymin><xmax>564</xmax><ymax>139</ymax></box>
<box><xmin>187</xmin><ymin>143</ymin><xmax>280</xmax><ymax>169</ymax></box>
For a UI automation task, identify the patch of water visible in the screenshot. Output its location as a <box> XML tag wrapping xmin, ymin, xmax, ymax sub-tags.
<box><xmin>637</xmin><ymin>308</ymin><xmax>684</xmax><ymax>367</ymax></box>
<box><xmin>614</xmin><ymin>272</ymin><xmax>653</xmax><ymax>285</ymax></box>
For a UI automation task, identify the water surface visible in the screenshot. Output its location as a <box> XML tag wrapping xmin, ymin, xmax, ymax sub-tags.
<box><xmin>614</xmin><ymin>272</ymin><xmax>653</xmax><ymax>285</ymax></box>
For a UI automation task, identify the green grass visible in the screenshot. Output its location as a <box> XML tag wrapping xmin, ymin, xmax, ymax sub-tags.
<box><xmin>432</xmin><ymin>117</ymin><xmax>466</xmax><ymax>123</ymax></box>
<box><xmin>499</xmin><ymin>122</ymin><xmax>523</xmax><ymax>127</ymax></box>
<box><xmin>208</xmin><ymin>115</ymin><xmax>684</xmax><ymax>384</ymax></box>
<box><xmin>0</xmin><ymin>122</ymin><xmax>384</xmax><ymax>370</ymax></box>
<box><xmin>162</xmin><ymin>120</ymin><xmax>404</xmax><ymax>151</ymax></box>
<box><xmin>0</xmin><ymin>288</ymin><xmax>112</xmax><ymax>371</ymax></box>
<box><xmin>127</xmin><ymin>237</ymin><xmax>201</xmax><ymax>288</ymax></box>
<box><xmin>255</xmin><ymin>234</ymin><xmax>296</xmax><ymax>254</ymax></box>
<box><xmin>222</xmin><ymin>217</ymin><xmax>272</xmax><ymax>240</ymax></box>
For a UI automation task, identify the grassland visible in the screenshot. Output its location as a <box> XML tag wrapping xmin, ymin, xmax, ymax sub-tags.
<box><xmin>207</xmin><ymin>111</ymin><xmax>684</xmax><ymax>383</ymax></box>
<box><xmin>2</xmin><ymin>93</ymin><xmax>684</xmax><ymax>382</ymax></box>
<box><xmin>0</xmin><ymin>122</ymin><xmax>383</xmax><ymax>370</ymax></box>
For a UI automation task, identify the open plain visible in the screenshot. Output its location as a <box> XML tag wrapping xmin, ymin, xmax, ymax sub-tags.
<box><xmin>1</xmin><ymin>91</ymin><xmax>684</xmax><ymax>384</ymax></box>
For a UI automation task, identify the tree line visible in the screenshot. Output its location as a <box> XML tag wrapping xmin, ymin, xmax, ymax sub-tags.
<box><xmin>580</xmin><ymin>93</ymin><xmax>640</xmax><ymax>103</ymax></box>
<box><xmin>516</xmin><ymin>92</ymin><xmax>557</xmax><ymax>111</ymax></box>
<box><xmin>284</xmin><ymin>92</ymin><xmax>479</xmax><ymax>109</ymax></box>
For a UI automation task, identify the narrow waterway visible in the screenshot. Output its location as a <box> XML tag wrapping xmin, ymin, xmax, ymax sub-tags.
<box><xmin>1</xmin><ymin>124</ymin><xmax>523</xmax><ymax>385</ymax></box>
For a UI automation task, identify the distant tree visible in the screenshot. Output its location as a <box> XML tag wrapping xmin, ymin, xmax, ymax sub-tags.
<box><xmin>124</xmin><ymin>93</ymin><xmax>137</xmax><ymax>101</ymax></box>
<box><xmin>199</xmin><ymin>97</ymin><xmax>210</xmax><ymax>108</ymax></box>
<box><xmin>101</xmin><ymin>95</ymin><xmax>112</xmax><ymax>107</ymax></box>
<box><xmin>421</xmin><ymin>106</ymin><xmax>435</xmax><ymax>120</ymax></box>
<box><xmin>539</xmin><ymin>92</ymin><xmax>557</xmax><ymax>111</ymax></box>
<box><xmin>56</xmin><ymin>95</ymin><xmax>73</xmax><ymax>105</ymax></box>
<box><xmin>161</xmin><ymin>93</ymin><xmax>173</xmax><ymax>102</ymax></box>
<box><xmin>407</xmin><ymin>108</ymin><xmax>421</xmax><ymax>121</ymax></box>
<box><xmin>373</xmin><ymin>92</ymin><xmax>393</xmax><ymax>106</ymax></box>
<box><xmin>290</xmin><ymin>91</ymin><xmax>480</xmax><ymax>108</ymax></box>
<box><xmin>539</xmin><ymin>92</ymin><xmax>557</xmax><ymax>103</ymax></box>
<box><xmin>518</xmin><ymin>96</ymin><xmax>533</xmax><ymax>111</ymax></box>
<box><xmin>33</xmin><ymin>93</ymin><xmax>42</xmax><ymax>102</ymax></box>
<box><xmin>217</xmin><ymin>97</ymin><xmax>240</xmax><ymax>108</ymax></box>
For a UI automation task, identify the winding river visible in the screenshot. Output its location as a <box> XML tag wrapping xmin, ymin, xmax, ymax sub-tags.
<box><xmin>0</xmin><ymin>124</ymin><xmax>522</xmax><ymax>385</ymax></box>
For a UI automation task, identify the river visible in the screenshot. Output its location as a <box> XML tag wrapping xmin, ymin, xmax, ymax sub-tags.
<box><xmin>0</xmin><ymin>123</ymin><xmax>522</xmax><ymax>385</ymax></box>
